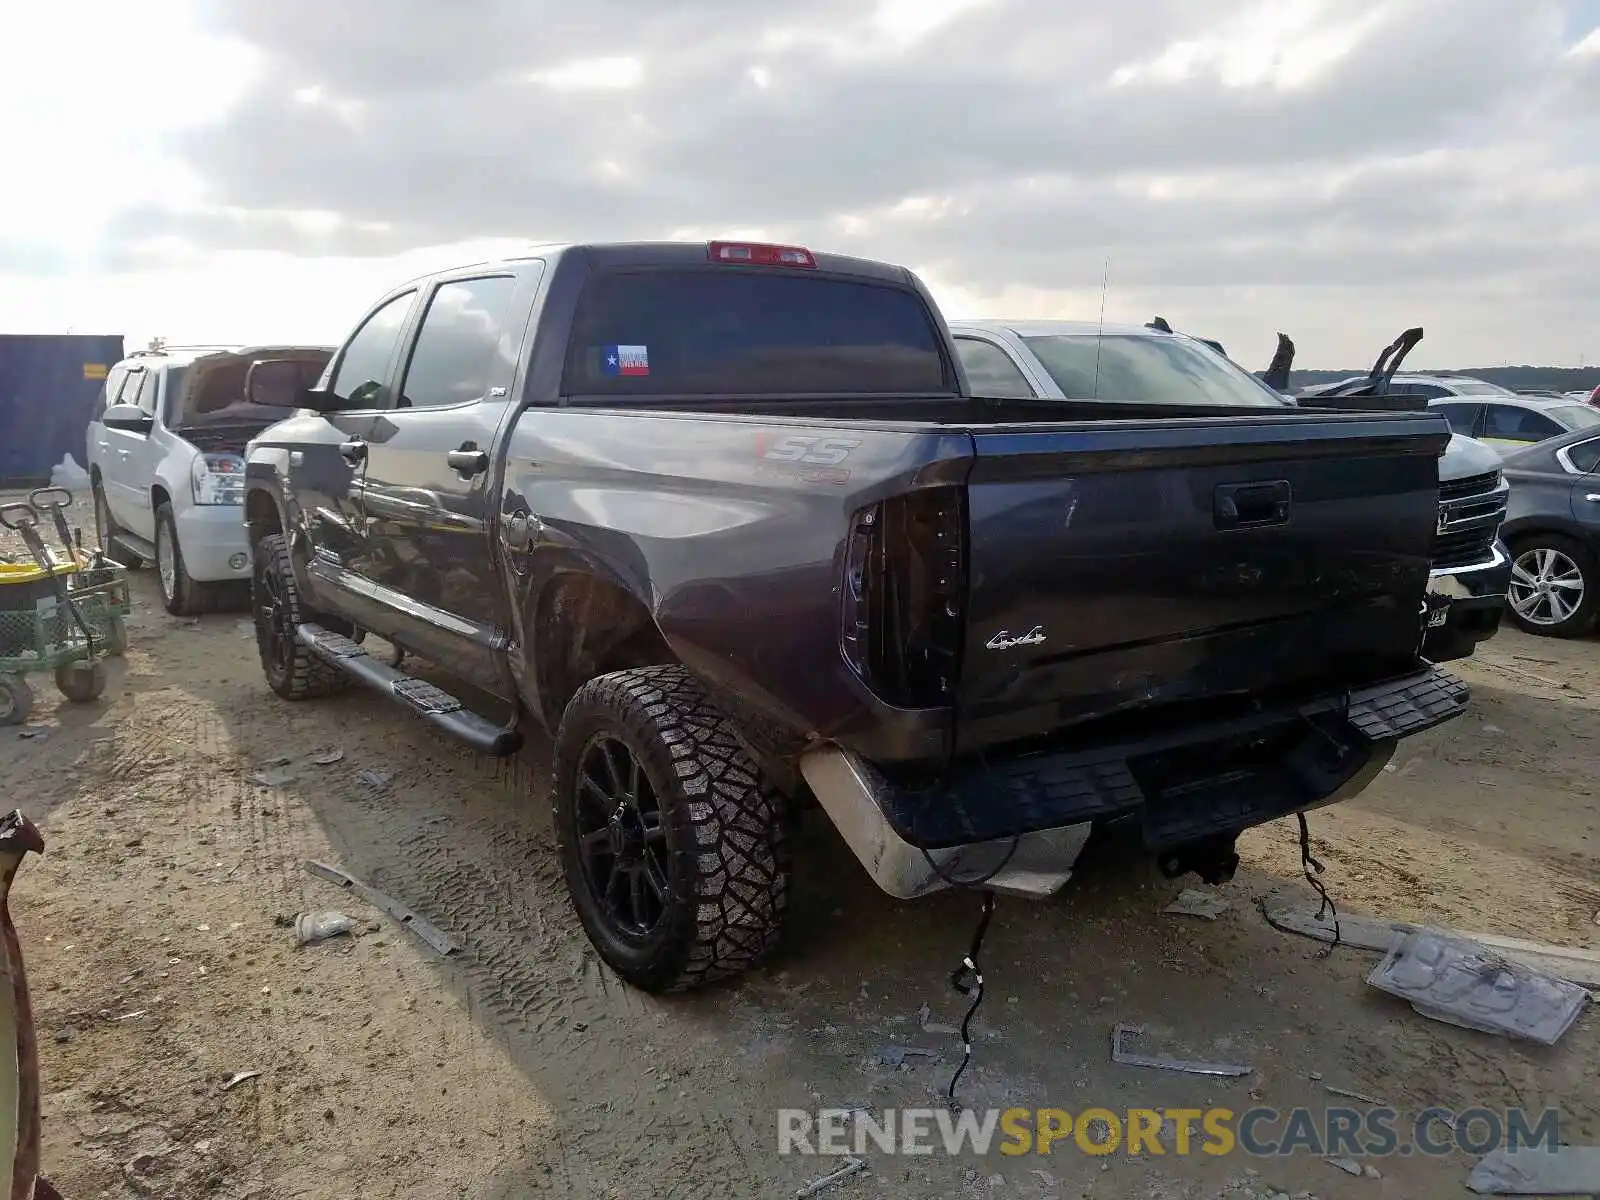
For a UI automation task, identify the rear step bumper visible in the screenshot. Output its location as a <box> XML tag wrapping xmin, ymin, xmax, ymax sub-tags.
<box><xmin>296</xmin><ymin>623</ymin><xmax>522</xmax><ymax>757</ymax></box>
<box><xmin>800</xmin><ymin>666</ymin><xmax>1466</xmax><ymax>900</ymax></box>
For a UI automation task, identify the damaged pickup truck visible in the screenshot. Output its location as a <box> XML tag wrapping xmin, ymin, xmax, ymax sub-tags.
<box><xmin>241</xmin><ymin>241</ymin><xmax>1468</xmax><ymax>992</ymax></box>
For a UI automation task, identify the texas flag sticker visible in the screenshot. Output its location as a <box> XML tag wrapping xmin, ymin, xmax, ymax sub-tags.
<box><xmin>602</xmin><ymin>344</ymin><xmax>650</xmax><ymax>376</ymax></box>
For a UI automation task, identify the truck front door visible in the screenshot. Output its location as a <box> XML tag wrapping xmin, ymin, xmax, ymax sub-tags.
<box><xmin>291</xmin><ymin>288</ymin><xmax>419</xmax><ymax>613</ymax></box>
<box><xmin>358</xmin><ymin>263</ymin><xmax>542</xmax><ymax>697</ymax></box>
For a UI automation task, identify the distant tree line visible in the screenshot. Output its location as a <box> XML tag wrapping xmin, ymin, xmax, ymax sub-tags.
<box><xmin>1272</xmin><ymin>366</ymin><xmax>1600</xmax><ymax>393</ymax></box>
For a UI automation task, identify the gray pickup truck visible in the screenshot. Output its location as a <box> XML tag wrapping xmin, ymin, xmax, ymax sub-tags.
<box><xmin>950</xmin><ymin>320</ymin><xmax>1511</xmax><ymax>664</ymax></box>
<box><xmin>240</xmin><ymin>241</ymin><xmax>1467</xmax><ymax>991</ymax></box>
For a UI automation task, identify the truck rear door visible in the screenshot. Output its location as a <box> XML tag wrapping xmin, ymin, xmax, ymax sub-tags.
<box><xmin>956</xmin><ymin>410</ymin><xmax>1449</xmax><ymax>752</ymax></box>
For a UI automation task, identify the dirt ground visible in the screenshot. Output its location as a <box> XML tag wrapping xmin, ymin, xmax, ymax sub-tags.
<box><xmin>2</xmin><ymin>491</ymin><xmax>1597</xmax><ymax>1199</ymax></box>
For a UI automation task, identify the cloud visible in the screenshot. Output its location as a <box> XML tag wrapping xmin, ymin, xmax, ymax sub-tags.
<box><xmin>8</xmin><ymin>0</ymin><xmax>1600</xmax><ymax>366</ymax></box>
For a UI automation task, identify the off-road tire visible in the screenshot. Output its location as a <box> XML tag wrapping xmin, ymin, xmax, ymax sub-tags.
<box><xmin>1506</xmin><ymin>533</ymin><xmax>1600</xmax><ymax>638</ymax></box>
<box><xmin>553</xmin><ymin>665</ymin><xmax>791</xmax><ymax>992</ymax></box>
<box><xmin>92</xmin><ymin>479</ymin><xmax>142</xmax><ymax>568</ymax></box>
<box><xmin>252</xmin><ymin>533</ymin><xmax>348</xmax><ymax>700</ymax></box>
<box><xmin>155</xmin><ymin>502</ymin><xmax>222</xmax><ymax>616</ymax></box>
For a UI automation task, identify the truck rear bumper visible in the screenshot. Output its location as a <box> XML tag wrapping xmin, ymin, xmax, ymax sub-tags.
<box><xmin>800</xmin><ymin>666</ymin><xmax>1466</xmax><ymax>900</ymax></box>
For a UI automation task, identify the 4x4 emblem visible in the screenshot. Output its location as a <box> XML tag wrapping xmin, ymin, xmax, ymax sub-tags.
<box><xmin>986</xmin><ymin>626</ymin><xmax>1046</xmax><ymax>651</ymax></box>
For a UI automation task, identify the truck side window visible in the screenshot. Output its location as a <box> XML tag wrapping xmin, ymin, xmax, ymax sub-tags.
<box><xmin>1431</xmin><ymin>402</ymin><xmax>1480</xmax><ymax>435</ymax></box>
<box><xmin>954</xmin><ymin>338</ymin><xmax>1036</xmax><ymax>399</ymax></box>
<box><xmin>396</xmin><ymin>276</ymin><xmax>519</xmax><ymax>409</ymax></box>
<box><xmin>329</xmin><ymin>290</ymin><xmax>417</xmax><ymax>410</ymax></box>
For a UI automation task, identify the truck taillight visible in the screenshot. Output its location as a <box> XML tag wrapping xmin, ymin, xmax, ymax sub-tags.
<box><xmin>708</xmin><ymin>241</ymin><xmax>817</xmax><ymax>268</ymax></box>
<box><xmin>841</xmin><ymin>487</ymin><xmax>966</xmax><ymax>708</ymax></box>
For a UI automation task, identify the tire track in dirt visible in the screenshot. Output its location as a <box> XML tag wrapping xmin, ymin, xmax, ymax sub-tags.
<box><xmin>21</xmin><ymin>566</ymin><xmax>1600</xmax><ymax>1197</ymax></box>
<box><xmin>179</xmin><ymin>669</ymin><xmax>759</xmax><ymax>1196</ymax></box>
<box><xmin>312</xmin><ymin>770</ymin><xmax>743</xmax><ymax>1195</ymax></box>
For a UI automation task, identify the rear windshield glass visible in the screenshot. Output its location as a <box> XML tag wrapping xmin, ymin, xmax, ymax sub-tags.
<box><xmin>1553</xmin><ymin>404</ymin><xmax>1600</xmax><ymax>430</ymax></box>
<box><xmin>1021</xmin><ymin>334</ymin><xmax>1288</xmax><ymax>407</ymax></box>
<box><xmin>563</xmin><ymin>269</ymin><xmax>949</xmax><ymax>395</ymax></box>
<box><xmin>1445</xmin><ymin>379</ymin><xmax>1514</xmax><ymax>396</ymax></box>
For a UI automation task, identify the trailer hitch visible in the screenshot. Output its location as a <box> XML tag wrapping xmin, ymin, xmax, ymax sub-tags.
<box><xmin>1156</xmin><ymin>834</ymin><xmax>1241</xmax><ymax>886</ymax></box>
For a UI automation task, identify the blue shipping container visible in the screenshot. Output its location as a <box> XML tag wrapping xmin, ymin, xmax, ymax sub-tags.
<box><xmin>0</xmin><ymin>334</ymin><xmax>126</xmax><ymax>487</ymax></box>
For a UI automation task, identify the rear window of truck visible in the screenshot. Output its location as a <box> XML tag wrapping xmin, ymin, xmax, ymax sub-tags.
<box><xmin>1022</xmin><ymin>333</ymin><xmax>1289</xmax><ymax>407</ymax></box>
<box><xmin>563</xmin><ymin>269</ymin><xmax>950</xmax><ymax>396</ymax></box>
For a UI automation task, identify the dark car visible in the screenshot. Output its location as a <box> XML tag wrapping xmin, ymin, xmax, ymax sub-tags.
<box><xmin>1497</xmin><ymin>427</ymin><xmax>1600</xmax><ymax>636</ymax></box>
<box><xmin>240</xmin><ymin>240</ymin><xmax>1467</xmax><ymax>993</ymax></box>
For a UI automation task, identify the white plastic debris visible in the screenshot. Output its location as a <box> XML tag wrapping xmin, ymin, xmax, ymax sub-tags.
<box><xmin>293</xmin><ymin>911</ymin><xmax>355</xmax><ymax>947</ymax></box>
<box><xmin>1466</xmin><ymin>1145</ymin><xmax>1600</xmax><ymax>1194</ymax></box>
<box><xmin>1164</xmin><ymin>888</ymin><xmax>1231</xmax><ymax>920</ymax></box>
<box><xmin>1367</xmin><ymin>928</ymin><xmax>1590</xmax><ymax>1045</ymax></box>
<box><xmin>49</xmin><ymin>453</ymin><xmax>90</xmax><ymax>490</ymax></box>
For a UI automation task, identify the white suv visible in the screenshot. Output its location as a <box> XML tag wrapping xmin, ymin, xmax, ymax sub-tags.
<box><xmin>86</xmin><ymin>344</ymin><xmax>332</xmax><ymax>615</ymax></box>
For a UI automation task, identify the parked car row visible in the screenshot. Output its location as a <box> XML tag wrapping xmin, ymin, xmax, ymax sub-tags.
<box><xmin>1428</xmin><ymin>393</ymin><xmax>1600</xmax><ymax>452</ymax></box>
<box><xmin>1497</xmin><ymin>426</ymin><xmax>1600</xmax><ymax>636</ymax></box>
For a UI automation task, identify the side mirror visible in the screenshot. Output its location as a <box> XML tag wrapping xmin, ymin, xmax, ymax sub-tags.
<box><xmin>101</xmin><ymin>403</ymin><xmax>154</xmax><ymax>434</ymax></box>
<box><xmin>245</xmin><ymin>359</ymin><xmax>327</xmax><ymax>410</ymax></box>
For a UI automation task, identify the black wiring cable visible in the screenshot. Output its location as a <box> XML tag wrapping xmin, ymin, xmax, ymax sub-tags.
<box><xmin>1296</xmin><ymin>812</ymin><xmax>1341</xmax><ymax>956</ymax></box>
<box><xmin>916</xmin><ymin>834</ymin><xmax>1021</xmax><ymax>890</ymax></box>
<box><xmin>945</xmin><ymin>889</ymin><xmax>996</xmax><ymax>1104</ymax></box>
<box><xmin>1291</xmin><ymin>695</ymin><xmax>1352</xmax><ymax>955</ymax></box>
<box><xmin>914</xmin><ymin>746</ymin><xmax>1022</xmax><ymax>890</ymax></box>
<box><xmin>911</xmin><ymin>745</ymin><xmax>1018</xmax><ymax>1104</ymax></box>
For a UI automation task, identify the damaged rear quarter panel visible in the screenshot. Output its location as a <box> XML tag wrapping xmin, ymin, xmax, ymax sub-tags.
<box><xmin>500</xmin><ymin>407</ymin><xmax>970</xmax><ymax>756</ymax></box>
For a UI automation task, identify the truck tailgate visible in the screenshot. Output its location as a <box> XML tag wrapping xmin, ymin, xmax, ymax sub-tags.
<box><xmin>957</xmin><ymin>412</ymin><xmax>1449</xmax><ymax>753</ymax></box>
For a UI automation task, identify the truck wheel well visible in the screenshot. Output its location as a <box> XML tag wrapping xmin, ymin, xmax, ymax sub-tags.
<box><xmin>534</xmin><ymin>576</ymin><xmax>677</xmax><ymax>730</ymax></box>
<box><xmin>246</xmin><ymin>491</ymin><xmax>283</xmax><ymax>546</ymax></box>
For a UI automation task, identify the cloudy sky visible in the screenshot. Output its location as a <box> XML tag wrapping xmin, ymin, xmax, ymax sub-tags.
<box><xmin>4</xmin><ymin>0</ymin><xmax>1599</xmax><ymax>369</ymax></box>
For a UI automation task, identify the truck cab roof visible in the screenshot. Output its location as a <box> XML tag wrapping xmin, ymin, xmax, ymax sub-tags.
<box><xmin>385</xmin><ymin>240</ymin><xmax>923</xmax><ymax>295</ymax></box>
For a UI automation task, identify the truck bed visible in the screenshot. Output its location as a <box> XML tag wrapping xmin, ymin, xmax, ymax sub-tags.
<box><xmin>503</xmin><ymin>398</ymin><xmax>1450</xmax><ymax>764</ymax></box>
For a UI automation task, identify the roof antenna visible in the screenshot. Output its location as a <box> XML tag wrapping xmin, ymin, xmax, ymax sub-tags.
<box><xmin>1092</xmin><ymin>256</ymin><xmax>1111</xmax><ymax>399</ymax></box>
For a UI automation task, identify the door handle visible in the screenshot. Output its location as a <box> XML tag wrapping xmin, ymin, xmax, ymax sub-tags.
<box><xmin>1586</xmin><ymin>494</ymin><xmax>1600</xmax><ymax>503</ymax></box>
<box><xmin>1214</xmin><ymin>480</ymin><xmax>1292</xmax><ymax>530</ymax></box>
<box><xmin>339</xmin><ymin>440</ymin><xmax>368</xmax><ymax>465</ymax></box>
<box><xmin>447</xmin><ymin>447</ymin><xmax>490</xmax><ymax>478</ymax></box>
